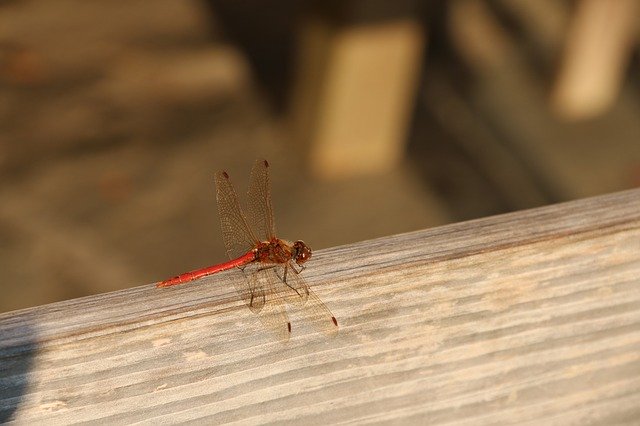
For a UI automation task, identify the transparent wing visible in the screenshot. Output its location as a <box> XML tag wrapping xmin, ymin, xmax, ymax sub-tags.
<box><xmin>236</xmin><ymin>263</ymin><xmax>266</xmax><ymax>313</ymax></box>
<box><xmin>247</xmin><ymin>159</ymin><xmax>276</xmax><ymax>241</ymax></box>
<box><xmin>253</xmin><ymin>267</ymin><xmax>291</xmax><ymax>342</ymax></box>
<box><xmin>273</xmin><ymin>264</ymin><xmax>310</xmax><ymax>306</ymax></box>
<box><xmin>280</xmin><ymin>262</ymin><xmax>338</xmax><ymax>337</ymax></box>
<box><xmin>215</xmin><ymin>170</ymin><xmax>259</xmax><ymax>260</ymax></box>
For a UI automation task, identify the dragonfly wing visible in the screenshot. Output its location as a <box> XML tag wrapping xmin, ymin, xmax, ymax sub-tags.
<box><xmin>247</xmin><ymin>159</ymin><xmax>277</xmax><ymax>241</ymax></box>
<box><xmin>301</xmin><ymin>286</ymin><xmax>339</xmax><ymax>337</ymax></box>
<box><xmin>215</xmin><ymin>170</ymin><xmax>258</xmax><ymax>260</ymax></box>
<box><xmin>278</xmin><ymin>263</ymin><xmax>338</xmax><ymax>337</ymax></box>
<box><xmin>235</xmin><ymin>263</ymin><xmax>265</xmax><ymax>313</ymax></box>
<box><xmin>273</xmin><ymin>263</ymin><xmax>310</xmax><ymax>306</ymax></box>
<box><xmin>255</xmin><ymin>268</ymin><xmax>291</xmax><ymax>342</ymax></box>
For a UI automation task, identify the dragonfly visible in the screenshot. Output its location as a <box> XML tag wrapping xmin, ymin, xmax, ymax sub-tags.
<box><xmin>157</xmin><ymin>159</ymin><xmax>338</xmax><ymax>341</ymax></box>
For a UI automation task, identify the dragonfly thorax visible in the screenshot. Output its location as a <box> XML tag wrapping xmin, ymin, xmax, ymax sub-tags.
<box><xmin>255</xmin><ymin>239</ymin><xmax>312</xmax><ymax>266</ymax></box>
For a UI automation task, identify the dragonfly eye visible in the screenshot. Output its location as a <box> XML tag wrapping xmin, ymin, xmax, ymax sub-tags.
<box><xmin>293</xmin><ymin>240</ymin><xmax>312</xmax><ymax>265</ymax></box>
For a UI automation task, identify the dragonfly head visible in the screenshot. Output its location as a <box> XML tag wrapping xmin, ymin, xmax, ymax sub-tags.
<box><xmin>292</xmin><ymin>240</ymin><xmax>312</xmax><ymax>265</ymax></box>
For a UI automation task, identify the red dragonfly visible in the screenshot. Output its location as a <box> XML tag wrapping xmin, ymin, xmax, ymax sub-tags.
<box><xmin>157</xmin><ymin>159</ymin><xmax>338</xmax><ymax>340</ymax></box>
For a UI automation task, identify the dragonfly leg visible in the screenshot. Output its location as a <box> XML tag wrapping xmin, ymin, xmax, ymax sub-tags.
<box><xmin>290</xmin><ymin>263</ymin><xmax>305</xmax><ymax>274</ymax></box>
<box><xmin>249</xmin><ymin>289</ymin><xmax>265</xmax><ymax>309</ymax></box>
<box><xmin>278</xmin><ymin>265</ymin><xmax>307</xmax><ymax>298</ymax></box>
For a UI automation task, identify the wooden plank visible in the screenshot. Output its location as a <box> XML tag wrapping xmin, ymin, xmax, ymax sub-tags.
<box><xmin>2</xmin><ymin>189</ymin><xmax>640</xmax><ymax>424</ymax></box>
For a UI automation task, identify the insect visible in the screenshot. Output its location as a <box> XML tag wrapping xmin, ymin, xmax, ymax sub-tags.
<box><xmin>158</xmin><ymin>159</ymin><xmax>338</xmax><ymax>341</ymax></box>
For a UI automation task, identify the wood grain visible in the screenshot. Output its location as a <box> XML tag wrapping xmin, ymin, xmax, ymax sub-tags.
<box><xmin>2</xmin><ymin>189</ymin><xmax>640</xmax><ymax>424</ymax></box>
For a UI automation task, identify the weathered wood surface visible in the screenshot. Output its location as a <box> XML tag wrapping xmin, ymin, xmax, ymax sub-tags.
<box><xmin>2</xmin><ymin>189</ymin><xmax>640</xmax><ymax>424</ymax></box>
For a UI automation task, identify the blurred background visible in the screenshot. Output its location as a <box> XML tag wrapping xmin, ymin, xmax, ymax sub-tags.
<box><xmin>1</xmin><ymin>0</ymin><xmax>639</xmax><ymax>313</ymax></box>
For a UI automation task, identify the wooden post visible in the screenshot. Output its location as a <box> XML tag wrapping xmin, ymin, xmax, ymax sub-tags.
<box><xmin>290</xmin><ymin>12</ymin><xmax>425</xmax><ymax>179</ymax></box>
<box><xmin>551</xmin><ymin>0</ymin><xmax>638</xmax><ymax>119</ymax></box>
